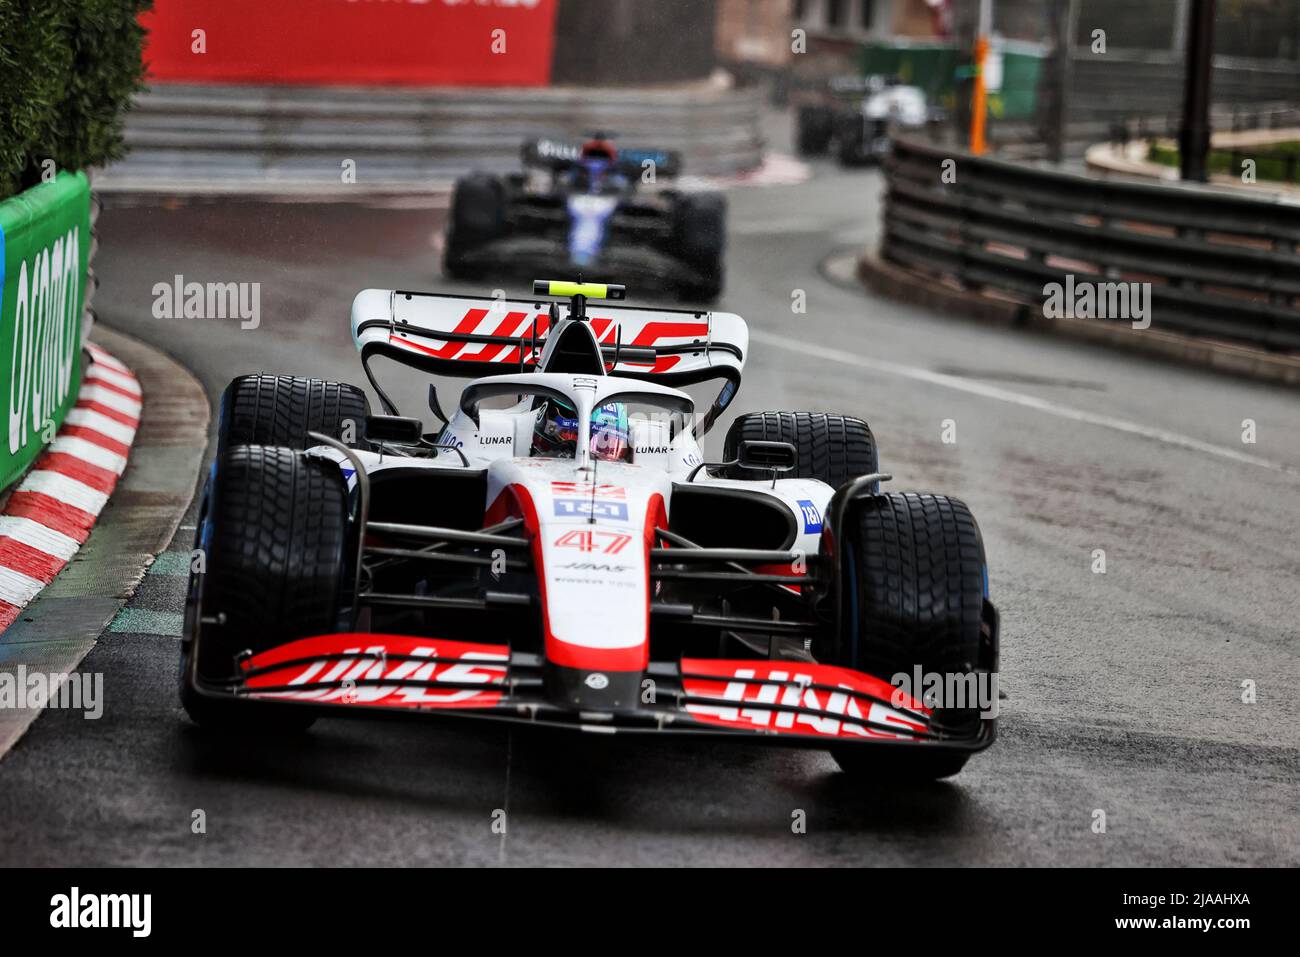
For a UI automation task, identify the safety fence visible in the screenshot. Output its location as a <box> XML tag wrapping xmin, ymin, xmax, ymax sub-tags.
<box><xmin>881</xmin><ymin>137</ymin><xmax>1300</xmax><ymax>352</ymax></box>
<box><xmin>105</xmin><ymin>81</ymin><xmax>766</xmax><ymax>186</ymax></box>
<box><xmin>0</xmin><ymin>172</ymin><xmax>91</xmax><ymax>489</ymax></box>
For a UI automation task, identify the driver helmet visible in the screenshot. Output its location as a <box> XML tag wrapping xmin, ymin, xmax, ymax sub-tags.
<box><xmin>533</xmin><ymin>398</ymin><xmax>580</xmax><ymax>457</ymax></box>
<box><xmin>589</xmin><ymin>401</ymin><xmax>630</xmax><ymax>462</ymax></box>
<box><xmin>531</xmin><ymin>399</ymin><xmax>629</xmax><ymax>462</ymax></box>
<box><xmin>580</xmin><ymin>137</ymin><xmax>618</xmax><ymax>163</ymax></box>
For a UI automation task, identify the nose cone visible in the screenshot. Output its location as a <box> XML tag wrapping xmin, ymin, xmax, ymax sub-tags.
<box><xmin>487</xmin><ymin>458</ymin><xmax>667</xmax><ymax>711</ymax></box>
<box><xmin>545</xmin><ymin>664</ymin><xmax>644</xmax><ymax>712</ymax></box>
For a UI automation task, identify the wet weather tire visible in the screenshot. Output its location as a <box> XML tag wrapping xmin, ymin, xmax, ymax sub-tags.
<box><xmin>673</xmin><ymin>192</ymin><xmax>726</xmax><ymax>302</ymax></box>
<box><xmin>218</xmin><ymin>374</ymin><xmax>370</xmax><ymax>453</ymax></box>
<box><xmin>443</xmin><ymin>173</ymin><xmax>505</xmax><ymax>279</ymax></box>
<box><xmin>721</xmin><ymin>411</ymin><xmax>879</xmax><ymax>489</ymax></box>
<box><xmin>827</xmin><ymin>492</ymin><xmax>990</xmax><ymax>781</ymax></box>
<box><xmin>796</xmin><ymin>105</ymin><xmax>833</xmax><ymax>155</ymax></box>
<box><xmin>181</xmin><ymin>445</ymin><xmax>350</xmax><ymax>732</ymax></box>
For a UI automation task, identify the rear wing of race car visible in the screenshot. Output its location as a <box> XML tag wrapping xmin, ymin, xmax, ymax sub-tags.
<box><xmin>521</xmin><ymin>137</ymin><xmax>683</xmax><ymax>180</ymax></box>
<box><xmin>351</xmin><ymin>287</ymin><xmax>746</xmax><ymax>432</ymax></box>
<box><xmin>828</xmin><ymin>74</ymin><xmax>892</xmax><ymax>96</ymax></box>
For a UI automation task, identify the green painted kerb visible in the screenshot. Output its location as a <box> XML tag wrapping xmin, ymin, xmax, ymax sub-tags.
<box><xmin>0</xmin><ymin>171</ymin><xmax>90</xmax><ymax>491</ymax></box>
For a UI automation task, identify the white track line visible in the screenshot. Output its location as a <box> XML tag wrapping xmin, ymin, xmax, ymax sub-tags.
<box><xmin>749</xmin><ymin>329</ymin><xmax>1299</xmax><ymax>477</ymax></box>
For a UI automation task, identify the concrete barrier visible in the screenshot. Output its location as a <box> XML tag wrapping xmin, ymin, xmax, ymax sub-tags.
<box><xmin>0</xmin><ymin>173</ymin><xmax>91</xmax><ymax>490</ymax></box>
<box><xmin>101</xmin><ymin>81</ymin><xmax>767</xmax><ymax>189</ymax></box>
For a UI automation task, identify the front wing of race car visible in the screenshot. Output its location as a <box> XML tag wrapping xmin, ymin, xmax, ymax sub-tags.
<box><xmin>188</xmin><ymin>632</ymin><xmax>995</xmax><ymax>753</ymax></box>
<box><xmin>448</xmin><ymin>233</ymin><xmax>716</xmax><ymax>294</ymax></box>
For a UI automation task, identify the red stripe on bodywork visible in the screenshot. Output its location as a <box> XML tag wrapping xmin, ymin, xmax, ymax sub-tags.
<box><xmin>680</xmin><ymin>659</ymin><xmax>930</xmax><ymax>739</ymax></box>
<box><xmin>484</xmin><ymin>483</ymin><xmax>568</xmax><ymax>658</ymax></box>
<box><xmin>243</xmin><ymin>633</ymin><xmax>509</xmax><ymax>709</ymax></box>
<box><xmin>458</xmin><ymin>311</ymin><xmax>529</xmax><ymax>362</ymax></box>
<box><xmin>627</xmin><ymin>321</ymin><xmax>709</xmax><ymax>372</ymax></box>
<box><xmin>498</xmin><ymin>314</ymin><xmax>550</xmax><ymax>366</ymax></box>
<box><xmin>390</xmin><ymin>308</ymin><xmax>487</xmax><ymax>359</ymax></box>
<box><xmin>640</xmin><ymin>491</ymin><xmax>667</xmax><ymax>665</ymax></box>
<box><xmin>544</xmin><ymin>641</ymin><xmax>645</xmax><ymax>671</ymax></box>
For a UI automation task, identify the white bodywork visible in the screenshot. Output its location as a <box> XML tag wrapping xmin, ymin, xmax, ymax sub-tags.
<box><xmin>314</xmin><ymin>367</ymin><xmax>832</xmax><ymax>671</ymax></box>
<box><xmin>862</xmin><ymin>85</ymin><xmax>928</xmax><ymax>125</ymax></box>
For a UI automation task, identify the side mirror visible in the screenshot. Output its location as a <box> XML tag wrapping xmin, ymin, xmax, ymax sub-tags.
<box><xmin>427</xmin><ymin>384</ymin><xmax>449</xmax><ymax>426</ymax></box>
<box><xmin>364</xmin><ymin>415</ymin><xmax>423</xmax><ymax>445</ymax></box>
<box><xmin>736</xmin><ymin>440</ymin><xmax>797</xmax><ymax>473</ymax></box>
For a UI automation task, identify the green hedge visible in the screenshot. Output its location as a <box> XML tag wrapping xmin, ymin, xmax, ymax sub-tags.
<box><xmin>0</xmin><ymin>0</ymin><xmax>151</xmax><ymax>201</ymax></box>
<box><xmin>1148</xmin><ymin>140</ymin><xmax>1300</xmax><ymax>183</ymax></box>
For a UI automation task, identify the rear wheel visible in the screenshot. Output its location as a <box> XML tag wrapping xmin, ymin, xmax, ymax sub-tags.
<box><xmin>837</xmin><ymin>130</ymin><xmax>864</xmax><ymax>165</ymax></box>
<box><xmin>673</xmin><ymin>192</ymin><xmax>726</xmax><ymax>302</ymax></box>
<box><xmin>181</xmin><ymin>445</ymin><xmax>350</xmax><ymax>731</ymax></box>
<box><xmin>218</xmin><ymin>374</ymin><xmax>370</xmax><ymax>453</ymax></box>
<box><xmin>833</xmin><ymin>110</ymin><xmax>868</xmax><ymax>166</ymax></box>
<box><xmin>444</xmin><ymin>172</ymin><xmax>505</xmax><ymax>279</ymax></box>
<box><xmin>796</xmin><ymin>105</ymin><xmax>833</xmax><ymax>156</ymax></box>
<box><xmin>721</xmin><ymin>411</ymin><xmax>879</xmax><ymax>489</ymax></box>
<box><xmin>825</xmin><ymin>492</ymin><xmax>991</xmax><ymax>780</ymax></box>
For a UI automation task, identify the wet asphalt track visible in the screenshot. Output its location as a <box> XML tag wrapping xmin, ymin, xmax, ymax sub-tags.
<box><xmin>0</xmin><ymin>128</ymin><xmax>1298</xmax><ymax>865</ymax></box>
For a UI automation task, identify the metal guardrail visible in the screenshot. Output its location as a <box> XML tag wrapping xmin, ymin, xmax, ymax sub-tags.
<box><xmin>881</xmin><ymin>137</ymin><xmax>1300</xmax><ymax>352</ymax></box>
<box><xmin>109</xmin><ymin>82</ymin><xmax>766</xmax><ymax>183</ymax></box>
<box><xmin>983</xmin><ymin>104</ymin><xmax>1300</xmax><ymax>162</ymax></box>
<box><xmin>1067</xmin><ymin>54</ymin><xmax>1300</xmax><ymax>125</ymax></box>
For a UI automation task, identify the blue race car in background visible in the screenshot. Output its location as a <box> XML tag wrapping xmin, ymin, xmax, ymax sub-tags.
<box><xmin>443</xmin><ymin>135</ymin><xmax>725</xmax><ymax>301</ymax></box>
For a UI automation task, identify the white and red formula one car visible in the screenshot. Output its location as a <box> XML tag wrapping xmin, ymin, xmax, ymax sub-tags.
<box><xmin>182</xmin><ymin>280</ymin><xmax>999</xmax><ymax>780</ymax></box>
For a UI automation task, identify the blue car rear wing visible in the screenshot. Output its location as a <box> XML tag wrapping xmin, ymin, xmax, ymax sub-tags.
<box><xmin>521</xmin><ymin>138</ymin><xmax>682</xmax><ymax>180</ymax></box>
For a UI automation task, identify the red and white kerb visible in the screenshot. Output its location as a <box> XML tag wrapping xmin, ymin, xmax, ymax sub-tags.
<box><xmin>0</xmin><ymin>344</ymin><xmax>140</xmax><ymax>631</ymax></box>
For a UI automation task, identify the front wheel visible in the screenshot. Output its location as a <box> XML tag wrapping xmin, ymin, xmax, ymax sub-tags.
<box><xmin>823</xmin><ymin>491</ymin><xmax>993</xmax><ymax>781</ymax></box>
<box><xmin>181</xmin><ymin>444</ymin><xmax>350</xmax><ymax>731</ymax></box>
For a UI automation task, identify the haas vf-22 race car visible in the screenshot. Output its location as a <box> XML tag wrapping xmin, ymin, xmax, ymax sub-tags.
<box><xmin>182</xmin><ymin>280</ymin><xmax>998</xmax><ymax>780</ymax></box>
<box><xmin>443</xmin><ymin>136</ymin><xmax>726</xmax><ymax>302</ymax></box>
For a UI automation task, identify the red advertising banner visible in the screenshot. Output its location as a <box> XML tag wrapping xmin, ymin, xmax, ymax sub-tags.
<box><xmin>141</xmin><ymin>0</ymin><xmax>558</xmax><ymax>87</ymax></box>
